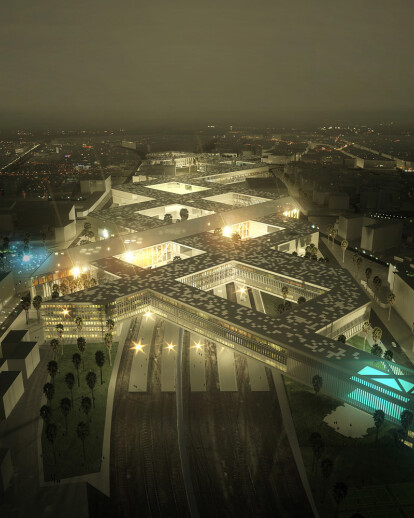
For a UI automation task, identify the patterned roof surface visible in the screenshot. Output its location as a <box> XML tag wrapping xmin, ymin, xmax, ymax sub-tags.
<box><xmin>52</xmin><ymin>209</ymin><xmax>371</xmax><ymax>367</ymax></box>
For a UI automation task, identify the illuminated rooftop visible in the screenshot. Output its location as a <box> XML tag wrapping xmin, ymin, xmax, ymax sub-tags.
<box><xmin>202</xmin><ymin>192</ymin><xmax>271</xmax><ymax>206</ymax></box>
<box><xmin>144</xmin><ymin>182</ymin><xmax>210</xmax><ymax>194</ymax></box>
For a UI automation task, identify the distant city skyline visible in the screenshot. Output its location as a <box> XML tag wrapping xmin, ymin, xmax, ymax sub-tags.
<box><xmin>1</xmin><ymin>0</ymin><xmax>414</xmax><ymax>129</ymax></box>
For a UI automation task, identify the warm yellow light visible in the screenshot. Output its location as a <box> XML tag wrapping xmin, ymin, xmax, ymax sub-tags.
<box><xmin>145</xmin><ymin>311</ymin><xmax>152</xmax><ymax>318</ymax></box>
<box><xmin>125</xmin><ymin>251</ymin><xmax>133</xmax><ymax>262</ymax></box>
<box><xmin>222</xmin><ymin>225</ymin><xmax>232</xmax><ymax>237</ymax></box>
<box><xmin>239</xmin><ymin>287</ymin><xmax>246</xmax><ymax>294</ymax></box>
<box><xmin>167</xmin><ymin>343</ymin><xmax>174</xmax><ymax>350</ymax></box>
<box><xmin>195</xmin><ymin>343</ymin><xmax>201</xmax><ymax>349</ymax></box>
<box><xmin>82</xmin><ymin>266</ymin><xmax>87</xmax><ymax>272</ymax></box>
<box><xmin>62</xmin><ymin>309</ymin><xmax>69</xmax><ymax>315</ymax></box>
<box><xmin>130</xmin><ymin>340</ymin><xmax>144</xmax><ymax>352</ymax></box>
<box><xmin>72</xmin><ymin>266</ymin><xmax>80</xmax><ymax>277</ymax></box>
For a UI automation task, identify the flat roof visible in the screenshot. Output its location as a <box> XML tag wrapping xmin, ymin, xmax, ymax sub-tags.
<box><xmin>5</xmin><ymin>342</ymin><xmax>37</xmax><ymax>359</ymax></box>
<box><xmin>45</xmin><ymin>213</ymin><xmax>371</xmax><ymax>366</ymax></box>
<box><xmin>2</xmin><ymin>330</ymin><xmax>28</xmax><ymax>345</ymax></box>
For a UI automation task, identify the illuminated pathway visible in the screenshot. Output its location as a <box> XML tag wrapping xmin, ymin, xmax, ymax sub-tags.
<box><xmin>128</xmin><ymin>316</ymin><xmax>154</xmax><ymax>392</ymax></box>
<box><xmin>161</xmin><ymin>322</ymin><xmax>179</xmax><ymax>391</ymax></box>
<box><xmin>188</xmin><ymin>333</ymin><xmax>206</xmax><ymax>391</ymax></box>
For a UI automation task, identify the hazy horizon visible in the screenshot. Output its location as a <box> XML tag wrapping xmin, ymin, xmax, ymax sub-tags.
<box><xmin>1</xmin><ymin>0</ymin><xmax>414</xmax><ymax>130</ymax></box>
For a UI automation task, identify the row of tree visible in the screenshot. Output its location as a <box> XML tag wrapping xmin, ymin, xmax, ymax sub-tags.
<box><xmin>163</xmin><ymin>208</ymin><xmax>189</xmax><ymax>224</ymax></box>
<box><xmin>49</xmin><ymin>318</ymin><xmax>114</xmax><ymax>366</ymax></box>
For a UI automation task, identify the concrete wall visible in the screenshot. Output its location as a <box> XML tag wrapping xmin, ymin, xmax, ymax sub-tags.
<box><xmin>1</xmin><ymin>372</ymin><xmax>24</xmax><ymax>420</ymax></box>
<box><xmin>361</xmin><ymin>222</ymin><xmax>403</xmax><ymax>252</ymax></box>
<box><xmin>112</xmin><ymin>189</ymin><xmax>154</xmax><ymax>206</ymax></box>
<box><xmin>390</xmin><ymin>271</ymin><xmax>414</xmax><ymax>328</ymax></box>
<box><xmin>55</xmin><ymin>219</ymin><xmax>77</xmax><ymax>243</ymax></box>
<box><xmin>0</xmin><ymin>449</ymin><xmax>13</xmax><ymax>493</ymax></box>
<box><xmin>338</xmin><ymin>216</ymin><xmax>366</xmax><ymax>241</ymax></box>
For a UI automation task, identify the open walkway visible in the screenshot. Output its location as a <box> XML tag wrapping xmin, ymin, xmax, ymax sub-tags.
<box><xmin>320</xmin><ymin>237</ymin><xmax>414</xmax><ymax>365</ymax></box>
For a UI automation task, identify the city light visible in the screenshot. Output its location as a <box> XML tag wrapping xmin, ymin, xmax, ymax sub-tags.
<box><xmin>22</xmin><ymin>254</ymin><xmax>30</xmax><ymax>262</ymax></box>
<box><xmin>222</xmin><ymin>225</ymin><xmax>232</xmax><ymax>237</ymax></box>
<box><xmin>72</xmin><ymin>266</ymin><xmax>80</xmax><ymax>277</ymax></box>
<box><xmin>144</xmin><ymin>311</ymin><xmax>152</xmax><ymax>318</ymax></box>
<box><xmin>102</xmin><ymin>229</ymin><xmax>109</xmax><ymax>239</ymax></box>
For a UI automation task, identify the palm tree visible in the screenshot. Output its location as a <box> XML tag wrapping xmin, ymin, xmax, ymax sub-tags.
<box><xmin>60</xmin><ymin>397</ymin><xmax>71</xmax><ymax>434</ymax></box>
<box><xmin>373</xmin><ymin>276</ymin><xmax>382</xmax><ymax>301</ymax></box>
<box><xmin>373</xmin><ymin>409</ymin><xmax>385</xmax><ymax>444</ymax></box>
<box><xmin>47</xmin><ymin>360</ymin><xmax>58</xmax><ymax>384</ymax></box>
<box><xmin>77</xmin><ymin>337</ymin><xmax>86</xmax><ymax>369</ymax></box>
<box><xmin>64</xmin><ymin>372</ymin><xmax>75</xmax><ymax>406</ymax></box>
<box><xmin>77</xmin><ymin>421</ymin><xmax>89</xmax><ymax>462</ymax></box>
<box><xmin>372</xmin><ymin>327</ymin><xmax>382</xmax><ymax>347</ymax></box>
<box><xmin>231</xmin><ymin>232</ymin><xmax>241</xmax><ymax>243</ymax></box>
<box><xmin>365</xmin><ymin>267</ymin><xmax>372</xmax><ymax>286</ymax></box>
<box><xmin>387</xmin><ymin>292</ymin><xmax>396</xmax><ymax>321</ymax></box>
<box><xmin>43</xmin><ymin>382</ymin><xmax>55</xmax><ymax>406</ymax></box>
<box><xmin>72</xmin><ymin>353</ymin><xmax>81</xmax><ymax>387</ymax></box>
<box><xmin>95</xmin><ymin>351</ymin><xmax>105</xmax><ymax>384</ymax></box>
<box><xmin>320</xmin><ymin>458</ymin><xmax>333</xmax><ymax>503</ymax></box>
<box><xmin>361</xmin><ymin>321</ymin><xmax>372</xmax><ymax>350</ymax></box>
<box><xmin>50</xmin><ymin>339</ymin><xmax>59</xmax><ymax>360</ymax></box>
<box><xmin>56</xmin><ymin>324</ymin><xmax>64</xmax><ymax>354</ymax></box>
<box><xmin>312</xmin><ymin>374</ymin><xmax>322</xmax><ymax>396</ymax></box>
<box><xmin>275</xmin><ymin>303</ymin><xmax>285</xmax><ymax>314</ymax></box>
<box><xmin>352</xmin><ymin>253</ymin><xmax>359</xmax><ymax>274</ymax></box>
<box><xmin>3</xmin><ymin>236</ymin><xmax>10</xmax><ymax>252</ymax></box>
<box><xmin>163</xmin><ymin>213</ymin><xmax>173</xmax><ymax>224</ymax></box>
<box><xmin>179</xmin><ymin>207</ymin><xmax>189</xmax><ymax>221</ymax></box>
<box><xmin>371</xmin><ymin>344</ymin><xmax>383</xmax><ymax>357</ymax></box>
<box><xmin>40</xmin><ymin>405</ymin><xmax>51</xmax><ymax>422</ymax></box>
<box><xmin>326</xmin><ymin>224</ymin><xmax>333</xmax><ymax>244</ymax></box>
<box><xmin>32</xmin><ymin>295</ymin><xmax>43</xmax><ymax>323</ymax></box>
<box><xmin>298</xmin><ymin>296</ymin><xmax>306</xmax><ymax>304</ymax></box>
<box><xmin>45</xmin><ymin>422</ymin><xmax>58</xmax><ymax>466</ymax></box>
<box><xmin>172</xmin><ymin>255</ymin><xmax>182</xmax><ymax>263</ymax></box>
<box><xmin>81</xmin><ymin>396</ymin><xmax>92</xmax><ymax>422</ymax></box>
<box><xmin>75</xmin><ymin>316</ymin><xmax>83</xmax><ymax>334</ymax></box>
<box><xmin>106</xmin><ymin>319</ymin><xmax>115</xmax><ymax>333</ymax></box>
<box><xmin>331</xmin><ymin>229</ymin><xmax>337</xmax><ymax>248</ymax></box>
<box><xmin>105</xmin><ymin>332</ymin><xmax>113</xmax><ymax>366</ymax></box>
<box><xmin>400</xmin><ymin>409</ymin><xmax>414</xmax><ymax>438</ymax></box>
<box><xmin>384</xmin><ymin>350</ymin><xmax>393</xmax><ymax>361</ymax></box>
<box><xmin>332</xmin><ymin>482</ymin><xmax>348</xmax><ymax>517</ymax></box>
<box><xmin>23</xmin><ymin>233</ymin><xmax>30</xmax><ymax>253</ymax></box>
<box><xmin>356</xmin><ymin>256</ymin><xmax>362</xmax><ymax>278</ymax></box>
<box><xmin>340</xmin><ymin>239</ymin><xmax>348</xmax><ymax>263</ymax></box>
<box><xmin>20</xmin><ymin>296</ymin><xmax>31</xmax><ymax>324</ymax></box>
<box><xmin>337</xmin><ymin>335</ymin><xmax>346</xmax><ymax>344</ymax></box>
<box><xmin>86</xmin><ymin>371</ymin><xmax>97</xmax><ymax>407</ymax></box>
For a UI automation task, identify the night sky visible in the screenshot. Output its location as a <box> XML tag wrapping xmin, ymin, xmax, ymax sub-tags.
<box><xmin>1</xmin><ymin>0</ymin><xmax>413</xmax><ymax>129</ymax></box>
